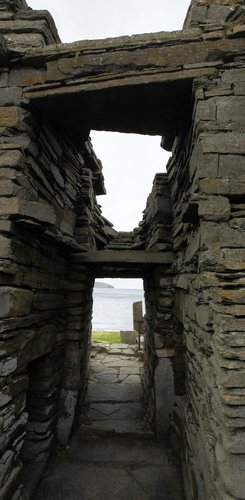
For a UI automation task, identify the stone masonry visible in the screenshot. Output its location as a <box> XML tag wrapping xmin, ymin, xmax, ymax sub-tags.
<box><xmin>0</xmin><ymin>1</ymin><xmax>244</xmax><ymax>499</ymax></box>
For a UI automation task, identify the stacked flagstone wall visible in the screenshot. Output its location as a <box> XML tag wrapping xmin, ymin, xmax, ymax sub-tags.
<box><xmin>0</xmin><ymin>1</ymin><xmax>244</xmax><ymax>499</ymax></box>
<box><xmin>169</xmin><ymin>3</ymin><xmax>245</xmax><ymax>497</ymax></box>
<box><xmin>0</xmin><ymin>118</ymin><xmax>105</xmax><ymax>497</ymax></box>
<box><xmin>137</xmin><ymin>174</ymin><xmax>175</xmax><ymax>431</ymax></box>
<box><xmin>0</xmin><ymin>3</ymin><xmax>112</xmax><ymax>496</ymax></box>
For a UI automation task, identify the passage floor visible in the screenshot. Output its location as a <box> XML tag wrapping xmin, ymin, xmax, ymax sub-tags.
<box><xmin>35</xmin><ymin>343</ymin><xmax>183</xmax><ymax>500</ymax></box>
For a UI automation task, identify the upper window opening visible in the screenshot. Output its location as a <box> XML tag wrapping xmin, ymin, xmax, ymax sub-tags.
<box><xmin>91</xmin><ymin>131</ymin><xmax>170</xmax><ymax>231</ymax></box>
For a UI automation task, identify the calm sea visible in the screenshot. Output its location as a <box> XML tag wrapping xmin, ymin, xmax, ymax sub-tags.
<box><xmin>92</xmin><ymin>288</ymin><xmax>144</xmax><ymax>331</ymax></box>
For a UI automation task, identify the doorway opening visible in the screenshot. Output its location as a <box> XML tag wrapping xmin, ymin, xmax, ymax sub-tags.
<box><xmin>78</xmin><ymin>277</ymin><xmax>150</xmax><ymax>437</ymax></box>
<box><xmin>92</xmin><ymin>277</ymin><xmax>144</xmax><ymax>341</ymax></box>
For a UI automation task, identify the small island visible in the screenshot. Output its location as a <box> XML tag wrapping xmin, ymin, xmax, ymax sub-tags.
<box><xmin>94</xmin><ymin>282</ymin><xmax>114</xmax><ymax>289</ymax></box>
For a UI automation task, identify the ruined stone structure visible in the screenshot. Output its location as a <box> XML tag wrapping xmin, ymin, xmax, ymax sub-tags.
<box><xmin>0</xmin><ymin>0</ymin><xmax>244</xmax><ymax>498</ymax></box>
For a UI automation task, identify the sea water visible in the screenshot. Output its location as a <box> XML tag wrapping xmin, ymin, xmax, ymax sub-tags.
<box><xmin>92</xmin><ymin>288</ymin><xmax>144</xmax><ymax>331</ymax></box>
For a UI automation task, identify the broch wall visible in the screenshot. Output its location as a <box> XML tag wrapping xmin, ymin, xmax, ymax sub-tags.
<box><xmin>0</xmin><ymin>0</ymin><xmax>244</xmax><ymax>499</ymax></box>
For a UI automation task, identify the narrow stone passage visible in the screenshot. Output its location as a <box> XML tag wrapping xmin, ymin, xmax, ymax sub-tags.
<box><xmin>79</xmin><ymin>342</ymin><xmax>152</xmax><ymax>437</ymax></box>
<box><xmin>35</xmin><ymin>343</ymin><xmax>183</xmax><ymax>499</ymax></box>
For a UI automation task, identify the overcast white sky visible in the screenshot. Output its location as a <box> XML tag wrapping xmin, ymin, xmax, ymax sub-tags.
<box><xmin>28</xmin><ymin>0</ymin><xmax>190</xmax><ymax>287</ymax></box>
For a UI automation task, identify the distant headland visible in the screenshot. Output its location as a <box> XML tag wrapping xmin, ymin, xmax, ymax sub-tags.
<box><xmin>94</xmin><ymin>282</ymin><xmax>114</xmax><ymax>289</ymax></box>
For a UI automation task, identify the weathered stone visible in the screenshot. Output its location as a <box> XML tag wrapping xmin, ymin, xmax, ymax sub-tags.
<box><xmin>200</xmin><ymin>132</ymin><xmax>245</xmax><ymax>154</ymax></box>
<box><xmin>207</xmin><ymin>5</ymin><xmax>234</xmax><ymax>22</ymax></box>
<box><xmin>222</xmin><ymin>68</ymin><xmax>245</xmax><ymax>84</ymax></box>
<box><xmin>0</xmin><ymin>356</ymin><xmax>17</xmax><ymax>376</ymax></box>
<box><xmin>0</xmin><ymin>450</ymin><xmax>15</xmax><ymax>487</ymax></box>
<box><xmin>0</xmin><ymin>2</ymin><xmax>244</xmax><ymax>499</ymax></box>
<box><xmin>0</xmin><ymin>466</ymin><xmax>21</xmax><ymax>500</ymax></box>
<box><xmin>21</xmin><ymin>434</ymin><xmax>54</xmax><ymax>460</ymax></box>
<box><xmin>219</xmin><ymin>370</ymin><xmax>245</xmax><ymax>388</ymax></box>
<box><xmin>33</xmin><ymin>292</ymin><xmax>64</xmax><ymax>311</ymax></box>
<box><xmin>0</xmin><ymin>107</ymin><xmax>20</xmax><ymax>127</ymax></box>
<box><xmin>216</xmin><ymin>96</ymin><xmax>245</xmax><ymax>123</ymax></box>
<box><xmin>195</xmin><ymin>97</ymin><xmax>216</xmax><ymax>121</ymax></box>
<box><xmin>120</xmin><ymin>331</ymin><xmax>137</xmax><ymax>345</ymax></box>
<box><xmin>216</xmin><ymin>440</ymin><xmax>245</xmax><ymax>499</ymax></box>
<box><xmin>219</xmin><ymin>154</ymin><xmax>244</xmax><ymax>177</ymax></box>
<box><xmin>0</xmin><ymin>197</ymin><xmax>56</xmax><ymax>225</ymax></box>
<box><xmin>198</xmin><ymin>195</ymin><xmax>231</xmax><ymax>221</ymax></box>
<box><xmin>0</xmin><ymin>150</ymin><xmax>24</xmax><ymax>168</ymax></box>
<box><xmin>198</xmin><ymin>178</ymin><xmax>230</xmax><ymax>195</ymax></box>
<box><xmin>0</xmin><ymin>87</ymin><xmax>22</xmax><ymax>106</ymax></box>
<box><xmin>0</xmin><ymin>287</ymin><xmax>33</xmax><ymax>318</ymax></box>
<box><xmin>234</xmin><ymin>83</ymin><xmax>245</xmax><ymax>95</ymax></box>
<box><xmin>5</xmin><ymin>32</ymin><xmax>45</xmax><ymax>49</ymax></box>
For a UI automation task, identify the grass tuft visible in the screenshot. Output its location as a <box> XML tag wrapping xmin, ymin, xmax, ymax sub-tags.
<box><xmin>92</xmin><ymin>330</ymin><xmax>121</xmax><ymax>344</ymax></box>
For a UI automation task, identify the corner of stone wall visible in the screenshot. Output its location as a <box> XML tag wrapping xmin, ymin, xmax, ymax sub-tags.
<box><xmin>56</xmin><ymin>262</ymin><xmax>94</xmax><ymax>445</ymax></box>
<box><xmin>0</xmin><ymin>0</ymin><xmax>60</xmax><ymax>52</ymax></box>
<box><xmin>138</xmin><ymin>173</ymin><xmax>175</xmax><ymax>436</ymax></box>
<box><xmin>183</xmin><ymin>0</ymin><xmax>244</xmax><ymax>31</ymax></box>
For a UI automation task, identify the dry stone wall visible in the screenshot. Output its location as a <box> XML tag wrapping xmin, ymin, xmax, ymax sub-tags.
<box><xmin>137</xmin><ymin>174</ymin><xmax>175</xmax><ymax>433</ymax></box>
<box><xmin>0</xmin><ymin>1</ymin><xmax>244</xmax><ymax>499</ymax></box>
<box><xmin>0</xmin><ymin>2</ymin><xmax>113</xmax><ymax>497</ymax></box>
<box><xmin>0</xmin><ymin>123</ymin><xmax>107</xmax><ymax>499</ymax></box>
<box><xmin>169</xmin><ymin>29</ymin><xmax>245</xmax><ymax>500</ymax></box>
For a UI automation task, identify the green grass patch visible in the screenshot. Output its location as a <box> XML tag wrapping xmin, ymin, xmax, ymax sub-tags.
<box><xmin>92</xmin><ymin>330</ymin><xmax>121</xmax><ymax>344</ymax></box>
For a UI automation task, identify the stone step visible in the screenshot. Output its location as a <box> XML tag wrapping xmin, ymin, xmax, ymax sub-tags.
<box><xmin>79</xmin><ymin>421</ymin><xmax>154</xmax><ymax>440</ymax></box>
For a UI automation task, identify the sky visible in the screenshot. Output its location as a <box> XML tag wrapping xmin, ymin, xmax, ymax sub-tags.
<box><xmin>28</xmin><ymin>0</ymin><xmax>191</xmax><ymax>287</ymax></box>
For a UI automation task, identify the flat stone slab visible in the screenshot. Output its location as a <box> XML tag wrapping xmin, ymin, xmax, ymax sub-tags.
<box><xmin>90</xmin><ymin>364</ymin><xmax>118</xmax><ymax>374</ymax></box>
<box><xmin>119</xmin><ymin>366</ymin><xmax>140</xmax><ymax>375</ymax></box>
<box><xmin>102</xmin><ymin>357</ymin><xmax>141</xmax><ymax>368</ymax></box>
<box><xmin>87</xmin><ymin>402</ymin><xmax>143</xmax><ymax>420</ymax></box>
<box><xmin>35</xmin><ymin>437</ymin><xmax>183</xmax><ymax>500</ymax></box>
<box><xmin>87</xmin><ymin>383</ymin><xmax>142</xmax><ymax>403</ymax></box>
<box><xmin>109</xmin><ymin>348</ymin><xmax>122</xmax><ymax>354</ymax></box>
<box><xmin>131</xmin><ymin>464</ymin><xmax>183</xmax><ymax>499</ymax></box>
<box><xmin>79</xmin><ymin>419</ymin><xmax>151</xmax><ymax>438</ymax></box>
<box><xmin>110</xmin><ymin>343</ymin><xmax>129</xmax><ymax>349</ymax></box>
<box><xmin>106</xmin><ymin>348</ymin><xmax>136</xmax><ymax>356</ymax></box>
<box><xmin>36</xmin><ymin>462</ymin><xmax>150</xmax><ymax>500</ymax></box>
<box><xmin>67</xmin><ymin>436</ymin><xmax>172</xmax><ymax>466</ymax></box>
<box><xmin>122</xmin><ymin>348</ymin><xmax>136</xmax><ymax>356</ymax></box>
<box><xmin>121</xmin><ymin>374</ymin><xmax>141</xmax><ymax>384</ymax></box>
<box><xmin>90</xmin><ymin>373</ymin><xmax>119</xmax><ymax>384</ymax></box>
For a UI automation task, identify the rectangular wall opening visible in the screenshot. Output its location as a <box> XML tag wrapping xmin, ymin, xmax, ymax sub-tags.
<box><xmin>78</xmin><ymin>277</ymin><xmax>152</xmax><ymax>437</ymax></box>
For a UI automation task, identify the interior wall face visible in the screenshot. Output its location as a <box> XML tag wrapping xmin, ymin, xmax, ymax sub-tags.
<box><xmin>170</xmin><ymin>67</ymin><xmax>245</xmax><ymax>500</ymax></box>
<box><xmin>1</xmin><ymin>1</ymin><xmax>245</xmax><ymax>499</ymax></box>
<box><xmin>0</xmin><ymin>87</ymin><xmax>100</xmax><ymax>496</ymax></box>
<box><xmin>137</xmin><ymin>173</ymin><xmax>175</xmax><ymax>435</ymax></box>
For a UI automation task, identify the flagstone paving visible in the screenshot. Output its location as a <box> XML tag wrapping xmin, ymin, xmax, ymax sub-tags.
<box><xmin>79</xmin><ymin>342</ymin><xmax>149</xmax><ymax>437</ymax></box>
<box><xmin>35</xmin><ymin>342</ymin><xmax>184</xmax><ymax>500</ymax></box>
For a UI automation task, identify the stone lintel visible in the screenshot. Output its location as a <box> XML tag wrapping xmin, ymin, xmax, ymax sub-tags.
<box><xmin>19</xmin><ymin>35</ymin><xmax>244</xmax><ymax>136</ymax></box>
<box><xmin>20</xmin><ymin>36</ymin><xmax>243</xmax><ymax>84</ymax></box>
<box><xmin>20</xmin><ymin>28</ymin><xmax>203</xmax><ymax>66</ymax></box>
<box><xmin>72</xmin><ymin>250</ymin><xmax>173</xmax><ymax>266</ymax></box>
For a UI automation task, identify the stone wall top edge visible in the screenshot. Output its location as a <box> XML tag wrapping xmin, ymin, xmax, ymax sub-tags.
<box><xmin>16</xmin><ymin>28</ymin><xmax>203</xmax><ymax>61</ymax></box>
<box><xmin>0</xmin><ymin>0</ymin><xmax>28</xmax><ymax>11</ymax></box>
<box><xmin>183</xmin><ymin>0</ymin><xmax>244</xmax><ymax>29</ymax></box>
<box><xmin>0</xmin><ymin>1</ymin><xmax>61</xmax><ymax>45</ymax></box>
<box><xmin>187</xmin><ymin>0</ymin><xmax>244</xmax><ymax>4</ymax></box>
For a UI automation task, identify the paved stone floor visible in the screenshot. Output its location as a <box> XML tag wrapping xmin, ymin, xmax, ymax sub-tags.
<box><xmin>35</xmin><ymin>343</ymin><xmax>184</xmax><ymax>500</ymax></box>
<box><xmin>79</xmin><ymin>342</ymin><xmax>152</xmax><ymax>437</ymax></box>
